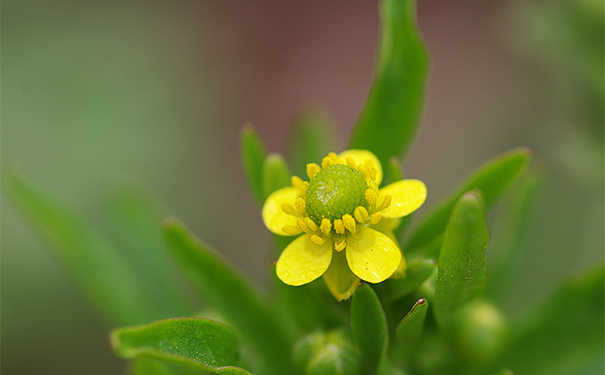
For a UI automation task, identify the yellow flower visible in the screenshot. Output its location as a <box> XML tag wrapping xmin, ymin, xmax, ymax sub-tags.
<box><xmin>262</xmin><ymin>150</ymin><xmax>427</xmax><ymax>300</ymax></box>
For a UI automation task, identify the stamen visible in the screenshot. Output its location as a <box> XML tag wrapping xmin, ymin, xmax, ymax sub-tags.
<box><xmin>357</xmin><ymin>164</ymin><xmax>370</xmax><ymax>180</ymax></box>
<box><xmin>310</xmin><ymin>235</ymin><xmax>324</xmax><ymax>245</ymax></box>
<box><xmin>369</xmin><ymin>181</ymin><xmax>379</xmax><ymax>194</ymax></box>
<box><xmin>346</xmin><ymin>157</ymin><xmax>357</xmax><ymax>168</ymax></box>
<box><xmin>370</xmin><ymin>212</ymin><xmax>382</xmax><ymax>225</ymax></box>
<box><xmin>291</xmin><ymin>176</ymin><xmax>308</xmax><ymax>197</ymax></box>
<box><xmin>282</xmin><ymin>225</ymin><xmax>302</xmax><ymax>235</ymax></box>
<box><xmin>281</xmin><ymin>203</ymin><xmax>296</xmax><ymax>216</ymax></box>
<box><xmin>321</xmin><ymin>156</ymin><xmax>333</xmax><ymax>169</ymax></box>
<box><xmin>304</xmin><ymin>217</ymin><xmax>318</xmax><ymax>232</ymax></box>
<box><xmin>328</xmin><ymin>152</ymin><xmax>342</xmax><ymax>164</ymax></box>
<box><xmin>334</xmin><ymin>240</ymin><xmax>346</xmax><ymax>252</ymax></box>
<box><xmin>333</xmin><ymin>219</ymin><xmax>345</xmax><ymax>234</ymax></box>
<box><xmin>342</xmin><ymin>214</ymin><xmax>357</xmax><ymax>234</ymax></box>
<box><xmin>366</xmin><ymin>160</ymin><xmax>378</xmax><ymax>181</ymax></box>
<box><xmin>354</xmin><ymin>206</ymin><xmax>369</xmax><ymax>223</ymax></box>
<box><xmin>377</xmin><ymin>194</ymin><xmax>392</xmax><ymax>211</ymax></box>
<box><xmin>297</xmin><ymin>218</ymin><xmax>311</xmax><ymax>233</ymax></box>
<box><xmin>296</xmin><ymin>198</ymin><xmax>307</xmax><ymax>215</ymax></box>
<box><xmin>306</xmin><ymin>163</ymin><xmax>321</xmax><ymax>180</ymax></box>
<box><xmin>365</xmin><ymin>189</ymin><xmax>378</xmax><ymax>205</ymax></box>
<box><xmin>320</xmin><ymin>218</ymin><xmax>332</xmax><ymax>235</ymax></box>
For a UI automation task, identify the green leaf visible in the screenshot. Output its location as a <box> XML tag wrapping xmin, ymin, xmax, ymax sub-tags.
<box><xmin>287</xmin><ymin>106</ymin><xmax>337</xmax><ymax>177</ymax></box>
<box><xmin>348</xmin><ymin>0</ymin><xmax>429</xmax><ymax>172</ymax></box>
<box><xmin>504</xmin><ymin>265</ymin><xmax>605</xmax><ymax>375</ymax></box>
<box><xmin>351</xmin><ymin>284</ymin><xmax>388</xmax><ymax>374</ymax></box>
<box><xmin>407</xmin><ymin>148</ymin><xmax>530</xmax><ymax>252</ymax></box>
<box><xmin>111</xmin><ymin>318</ymin><xmax>252</xmax><ymax>375</ymax></box>
<box><xmin>163</xmin><ymin>219</ymin><xmax>293</xmax><ymax>375</ymax></box>
<box><xmin>240</xmin><ymin>124</ymin><xmax>267</xmax><ymax>204</ymax></box>
<box><xmin>133</xmin><ymin>357</ymin><xmax>212</xmax><ymax>375</ymax></box>
<box><xmin>395</xmin><ymin>298</ymin><xmax>428</xmax><ymax>353</ymax></box>
<box><xmin>107</xmin><ymin>182</ymin><xmax>195</xmax><ymax>319</ymax></box>
<box><xmin>434</xmin><ymin>191</ymin><xmax>489</xmax><ymax>328</ymax></box>
<box><xmin>2</xmin><ymin>168</ymin><xmax>151</xmax><ymax>326</ymax></box>
<box><xmin>261</xmin><ymin>154</ymin><xmax>292</xmax><ymax>200</ymax></box>
<box><xmin>388</xmin><ymin>259</ymin><xmax>436</xmax><ymax>301</ymax></box>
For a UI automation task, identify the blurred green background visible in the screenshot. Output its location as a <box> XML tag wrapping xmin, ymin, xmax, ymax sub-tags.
<box><xmin>2</xmin><ymin>0</ymin><xmax>603</xmax><ymax>374</ymax></box>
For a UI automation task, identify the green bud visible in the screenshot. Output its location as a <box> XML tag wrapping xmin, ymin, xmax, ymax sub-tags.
<box><xmin>293</xmin><ymin>330</ymin><xmax>362</xmax><ymax>375</ymax></box>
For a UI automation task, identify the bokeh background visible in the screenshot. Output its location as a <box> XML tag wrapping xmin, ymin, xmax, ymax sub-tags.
<box><xmin>2</xmin><ymin>0</ymin><xmax>603</xmax><ymax>374</ymax></box>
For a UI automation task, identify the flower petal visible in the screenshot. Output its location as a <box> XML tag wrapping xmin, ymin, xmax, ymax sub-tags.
<box><xmin>338</xmin><ymin>149</ymin><xmax>383</xmax><ymax>185</ymax></box>
<box><xmin>276</xmin><ymin>234</ymin><xmax>333</xmax><ymax>286</ymax></box>
<box><xmin>345</xmin><ymin>227</ymin><xmax>401</xmax><ymax>283</ymax></box>
<box><xmin>378</xmin><ymin>179</ymin><xmax>427</xmax><ymax>218</ymax></box>
<box><xmin>262</xmin><ymin>187</ymin><xmax>299</xmax><ymax>235</ymax></box>
<box><xmin>322</xmin><ymin>250</ymin><xmax>361</xmax><ymax>301</ymax></box>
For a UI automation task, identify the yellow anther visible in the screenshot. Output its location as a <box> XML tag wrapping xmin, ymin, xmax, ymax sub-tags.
<box><xmin>366</xmin><ymin>160</ymin><xmax>377</xmax><ymax>181</ymax></box>
<box><xmin>377</xmin><ymin>194</ymin><xmax>392</xmax><ymax>211</ymax></box>
<box><xmin>346</xmin><ymin>157</ymin><xmax>357</xmax><ymax>168</ymax></box>
<box><xmin>370</xmin><ymin>212</ymin><xmax>382</xmax><ymax>225</ymax></box>
<box><xmin>321</xmin><ymin>156</ymin><xmax>334</xmax><ymax>169</ymax></box>
<box><xmin>292</xmin><ymin>176</ymin><xmax>305</xmax><ymax>189</ymax></box>
<box><xmin>310</xmin><ymin>235</ymin><xmax>325</xmax><ymax>245</ymax></box>
<box><xmin>333</xmin><ymin>219</ymin><xmax>345</xmax><ymax>234</ymax></box>
<box><xmin>334</xmin><ymin>240</ymin><xmax>347</xmax><ymax>252</ymax></box>
<box><xmin>354</xmin><ymin>206</ymin><xmax>369</xmax><ymax>223</ymax></box>
<box><xmin>306</xmin><ymin>163</ymin><xmax>321</xmax><ymax>180</ymax></box>
<box><xmin>305</xmin><ymin>217</ymin><xmax>318</xmax><ymax>232</ymax></box>
<box><xmin>297</xmin><ymin>218</ymin><xmax>310</xmax><ymax>233</ymax></box>
<box><xmin>365</xmin><ymin>189</ymin><xmax>378</xmax><ymax>205</ymax></box>
<box><xmin>328</xmin><ymin>152</ymin><xmax>343</xmax><ymax>164</ymax></box>
<box><xmin>296</xmin><ymin>198</ymin><xmax>307</xmax><ymax>215</ymax></box>
<box><xmin>342</xmin><ymin>214</ymin><xmax>357</xmax><ymax>234</ymax></box>
<box><xmin>281</xmin><ymin>203</ymin><xmax>296</xmax><ymax>215</ymax></box>
<box><xmin>320</xmin><ymin>218</ymin><xmax>332</xmax><ymax>235</ymax></box>
<box><xmin>369</xmin><ymin>181</ymin><xmax>379</xmax><ymax>193</ymax></box>
<box><xmin>357</xmin><ymin>164</ymin><xmax>370</xmax><ymax>180</ymax></box>
<box><xmin>282</xmin><ymin>225</ymin><xmax>302</xmax><ymax>235</ymax></box>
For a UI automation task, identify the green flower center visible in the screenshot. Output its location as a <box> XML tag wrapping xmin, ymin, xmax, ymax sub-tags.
<box><xmin>306</xmin><ymin>164</ymin><xmax>368</xmax><ymax>224</ymax></box>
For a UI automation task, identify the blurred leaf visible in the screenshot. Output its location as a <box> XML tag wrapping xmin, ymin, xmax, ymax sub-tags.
<box><xmin>395</xmin><ymin>298</ymin><xmax>428</xmax><ymax>354</ymax></box>
<box><xmin>351</xmin><ymin>284</ymin><xmax>388</xmax><ymax>374</ymax></box>
<box><xmin>261</xmin><ymin>154</ymin><xmax>292</xmax><ymax>200</ymax></box>
<box><xmin>163</xmin><ymin>219</ymin><xmax>293</xmax><ymax>375</ymax></box>
<box><xmin>504</xmin><ymin>265</ymin><xmax>605</xmax><ymax>375</ymax></box>
<box><xmin>2</xmin><ymin>167</ymin><xmax>151</xmax><ymax>326</ymax></box>
<box><xmin>107</xmin><ymin>182</ymin><xmax>195</xmax><ymax>319</ymax></box>
<box><xmin>293</xmin><ymin>330</ymin><xmax>362</xmax><ymax>375</ymax></box>
<box><xmin>111</xmin><ymin>318</ymin><xmax>251</xmax><ymax>375</ymax></box>
<box><xmin>388</xmin><ymin>259</ymin><xmax>436</xmax><ymax>301</ymax></box>
<box><xmin>348</xmin><ymin>0</ymin><xmax>429</xmax><ymax>173</ymax></box>
<box><xmin>434</xmin><ymin>191</ymin><xmax>489</xmax><ymax>328</ymax></box>
<box><xmin>487</xmin><ymin>172</ymin><xmax>543</xmax><ymax>299</ymax></box>
<box><xmin>133</xmin><ymin>357</ymin><xmax>212</xmax><ymax>375</ymax></box>
<box><xmin>240</xmin><ymin>124</ymin><xmax>267</xmax><ymax>204</ymax></box>
<box><xmin>287</xmin><ymin>106</ymin><xmax>337</xmax><ymax>176</ymax></box>
<box><xmin>407</xmin><ymin>148</ymin><xmax>530</xmax><ymax>252</ymax></box>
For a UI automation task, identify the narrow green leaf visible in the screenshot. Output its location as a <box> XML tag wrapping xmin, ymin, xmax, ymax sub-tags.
<box><xmin>240</xmin><ymin>124</ymin><xmax>267</xmax><ymax>204</ymax></box>
<box><xmin>163</xmin><ymin>219</ymin><xmax>292</xmax><ymax>375</ymax></box>
<box><xmin>261</xmin><ymin>154</ymin><xmax>292</xmax><ymax>200</ymax></box>
<box><xmin>504</xmin><ymin>265</ymin><xmax>605</xmax><ymax>375</ymax></box>
<box><xmin>133</xmin><ymin>357</ymin><xmax>210</xmax><ymax>375</ymax></box>
<box><xmin>287</xmin><ymin>106</ymin><xmax>337</xmax><ymax>177</ymax></box>
<box><xmin>348</xmin><ymin>0</ymin><xmax>429</xmax><ymax>171</ymax></box>
<box><xmin>407</xmin><ymin>148</ymin><xmax>530</xmax><ymax>252</ymax></box>
<box><xmin>107</xmin><ymin>182</ymin><xmax>195</xmax><ymax>319</ymax></box>
<box><xmin>434</xmin><ymin>191</ymin><xmax>489</xmax><ymax>328</ymax></box>
<box><xmin>351</xmin><ymin>284</ymin><xmax>388</xmax><ymax>374</ymax></box>
<box><xmin>111</xmin><ymin>318</ymin><xmax>252</xmax><ymax>375</ymax></box>
<box><xmin>2</xmin><ymin>168</ymin><xmax>150</xmax><ymax>326</ymax></box>
<box><xmin>388</xmin><ymin>259</ymin><xmax>436</xmax><ymax>301</ymax></box>
<box><xmin>395</xmin><ymin>298</ymin><xmax>428</xmax><ymax>352</ymax></box>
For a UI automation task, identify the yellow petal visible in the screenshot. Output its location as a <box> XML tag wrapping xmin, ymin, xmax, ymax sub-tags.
<box><xmin>338</xmin><ymin>149</ymin><xmax>383</xmax><ymax>185</ymax></box>
<box><xmin>345</xmin><ymin>227</ymin><xmax>401</xmax><ymax>283</ymax></box>
<box><xmin>322</xmin><ymin>250</ymin><xmax>361</xmax><ymax>301</ymax></box>
<box><xmin>378</xmin><ymin>179</ymin><xmax>427</xmax><ymax>218</ymax></box>
<box><xmin>276</xmin><ymin>234</ymin><xmax>332</xmax><ymax>286</ymax></box>
<box><xmin>262</xmin><ymin>187</ymin><xmax>299</xmax><ymax>235</ymax></box>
